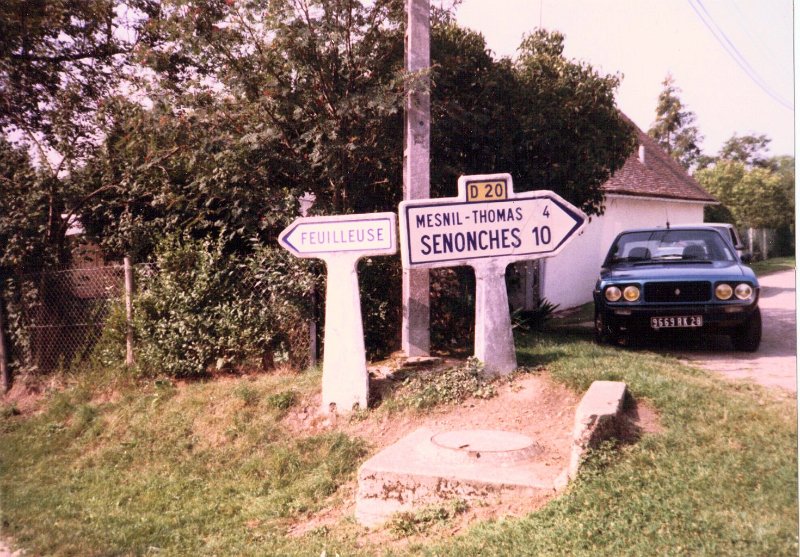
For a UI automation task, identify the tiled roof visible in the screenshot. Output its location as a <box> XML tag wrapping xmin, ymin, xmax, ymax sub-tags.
<box><xmin>602</xmin><ymin>122</ymin><xmax>717</xmax><ymax>203</ymax></box>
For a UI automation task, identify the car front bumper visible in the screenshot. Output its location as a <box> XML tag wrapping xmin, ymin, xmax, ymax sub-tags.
<box><xmin>594</xmin><ymin>296</ymin><xmax>759</xmax><ymax>334</ymax></box>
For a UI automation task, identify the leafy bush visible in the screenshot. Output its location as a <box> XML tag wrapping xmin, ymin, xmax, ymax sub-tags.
<box><xmin>358</xmin><ymin>255</ymin><xmax>403</xmax><ymax>359</ymax></box>
<box><xmin>430</xmin><ymin>267</ymin><xmax>475</xmax><ymax>352</ymax></box>
<box><xmin>132</xmin><ymin>234</ymin><xmax>320</xmax><ymax>378</ymax></box>
<box><xmin>397</xmin><ymin>357</ymin><xmax>497</xmax><ymax>410</ymax></box>
<box><xmin>512</xmin><ymin>298</ymin><xmax>560</xmax><ymax>332</ymax></box>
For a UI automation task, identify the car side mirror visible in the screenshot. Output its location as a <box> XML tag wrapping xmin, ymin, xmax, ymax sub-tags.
<box><xmin>741</xmin><ymin>253</ymin><xmax>753</xmax><ymax>264</ymax></box>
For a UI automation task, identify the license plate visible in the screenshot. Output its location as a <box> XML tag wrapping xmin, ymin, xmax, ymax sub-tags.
<box><xmin>650</xmin><ymin>316</ymin><xmax>703</xmax><ymax>330</ymax></box>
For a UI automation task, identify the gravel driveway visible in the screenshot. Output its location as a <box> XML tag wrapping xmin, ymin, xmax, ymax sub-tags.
<box><xmin>679</xmin><ymin>269</ymin><xmax>797</xmax><ymax>393</ymax></box>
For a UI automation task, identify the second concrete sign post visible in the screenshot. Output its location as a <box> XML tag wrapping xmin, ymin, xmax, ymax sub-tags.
<box><xmin>399</xmin><ymin>173</ymin><xmax>587</xmax><ymax>375</ymax></box>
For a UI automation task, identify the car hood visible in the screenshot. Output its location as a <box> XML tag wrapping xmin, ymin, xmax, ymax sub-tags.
<box><xmin>601</xmin><ymin>261</ymin><xmax>756</xmax><ymax>282</ymax></box>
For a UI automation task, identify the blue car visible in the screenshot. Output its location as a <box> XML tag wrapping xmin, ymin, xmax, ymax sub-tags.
<box><xmin>593</xmin><ymin>226</ymin><xmax>761</xmax><ymax>351</ymax></box>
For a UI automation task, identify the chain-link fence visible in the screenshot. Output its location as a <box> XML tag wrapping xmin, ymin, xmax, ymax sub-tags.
<box><xmin>0</xmin><ymin>258</ymin><xmax>314</xmax><ymax>378</ymax></box>
<box><xmin>11</xmin><ymin>265</ymin><xmax>127</xmax><ymax>373</ymax></box>
<box><xmin>0</xmin><ymin>256</ymin><xmax>541</xmax><ymax>379</ymax></box>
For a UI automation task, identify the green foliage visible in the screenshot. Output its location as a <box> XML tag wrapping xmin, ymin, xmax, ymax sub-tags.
<box><xmin>80</xmin><ymin>300</ymin><xmax>129</xmax><ymax>379</ymax></box>
<box><xmin>0</xmin><ymin>138</ymin><xmax>55</xmax><ymax>271</ymax></box>
<box><xmin>430</xmin><ymin>25</ymin><xmax>634</xmax><ymax>216</ymax></box>
<box><xmin>512</xmin><ymin>30</ymin><xmax>635</xmax><ymax>215</ymax></box>
<box><xmin>358</xmin><ymin>255</ymin><xmax>403</xmax><ymax>359</ymax></box>
<box><xmin>3</xmin><ymin>1</ymin><xmax>636</xmax><ymax>377</ymax></box>
<box><xmin>512</xmin><ymin>298</ymin><xmax>559</xmax><ymax>332</ymax></box>
<box><xmin>132</xmin><ymin>234</ymin><xmax>318</xmax><ymax>377</ymax></box>
<box><xmin>718</xmin><ymin>133</ymin><xmax>773</xmax><ymax>168</ymax></box>
<box><xmin>430</xmin><ymin>267</ymin><xmax>475</xmax><ymax>352</ymax></box>
<box><xmin>266</xmin><ymin>390</ymin><xmax>297</xmax><ymax>411</ymax></box>
<box><xmin>0</xmin><ymin>0</ymin><xmax>158</xmax><ymax>157</ymax></box>
<box><xmin>696</xmin><ymin>159</ymin><xmax>794</xmax><ymax>230</ymax></box>
<box><xmin>648</xmin><ymin>73</ymin><xmax>703</xmax><ymax>170</ymax></box>
<box><xmin>397</xmin><ymin>357</ymin><xmax>498</xmax><ymax>410</ymax></box>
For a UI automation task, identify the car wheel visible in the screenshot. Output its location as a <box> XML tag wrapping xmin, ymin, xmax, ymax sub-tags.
<box><xmin>731</xmin><ymin>307</ymin><xmax>762</xmax><ymax>352</ymax></box>
<box><xmin>594</xmin><ymin>308</ymin><xmax>617</xmax><ymax>345</ymax></box>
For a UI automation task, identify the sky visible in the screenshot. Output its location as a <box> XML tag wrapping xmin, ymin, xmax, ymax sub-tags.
<box><xmin>454</xmin><ymin>0</ymin><xmax>794</xmax><ymax>158</ymax></box>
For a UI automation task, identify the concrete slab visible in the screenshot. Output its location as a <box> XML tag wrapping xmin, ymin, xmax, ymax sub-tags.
<box><xmin>355</xmin><ymin>380</ymin><xmax>630</xmax><ymax>527</ymax></box>
<box><xmin>355</xmin><ymin>427</ymin><xmax>563</xmax><ymax>527</ymax></box>
<box><xmin>568</xmin><ymin>380</ymin><xmax>628</xmax><ymax>478</ymax></box>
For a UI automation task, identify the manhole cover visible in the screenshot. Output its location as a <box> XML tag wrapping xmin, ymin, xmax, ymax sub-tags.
<box><xmin>430</xmin><ymin>429</ymin><xmax>542</xmax><ymax>464</ymax></box>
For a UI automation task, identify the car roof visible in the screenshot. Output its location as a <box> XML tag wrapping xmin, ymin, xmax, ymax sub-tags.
<box><xmin>615</xmin><ymin>225</ymin><xmax>726</xmax><ymax>234</ymax></box>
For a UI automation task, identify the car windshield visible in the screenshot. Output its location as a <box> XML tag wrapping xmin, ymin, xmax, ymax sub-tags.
<box><xmin>604</xmin><ymin>229</ymin><xmax>736</xmax><ymax>265</ymax></box>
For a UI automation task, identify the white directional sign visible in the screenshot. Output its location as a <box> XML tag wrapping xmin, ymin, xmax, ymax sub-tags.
<box><xmin>278</xmin><ymin>211</ymin><xmax>397</xmax><ymax>414</ymax></box>
<box><xmin>399</xmin><ymin>173</ymin><xmax>588</xmax><ymax>377</ymax></box>
<box><xmin>399</xmin><ymin>174</ymin><xmax>586</xmax><ymax>269</ymax></box>
<box><xmin>279</xmin><ymin>213</ymin><xmax>396</xmax><ymax>258</ymax></box>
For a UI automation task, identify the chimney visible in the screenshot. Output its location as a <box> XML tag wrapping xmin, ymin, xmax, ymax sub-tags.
<box><xmin>638</xmin><ymin>144</ymin><xmax>646</xmax><ymax>165</ymax></box>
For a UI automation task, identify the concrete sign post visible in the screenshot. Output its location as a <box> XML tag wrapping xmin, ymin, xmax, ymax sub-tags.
<box><xmin>399</xmin><ymin>173</ymin><xmax>587</xmax><ymax>375</ymax></box>
<box><xmin>279</xmin><ymin>213</ymin><xmax>397</xmax><ymax>412</ymax></box>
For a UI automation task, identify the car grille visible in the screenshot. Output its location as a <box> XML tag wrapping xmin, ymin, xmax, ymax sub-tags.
<box><xmin>644</xmin><ymin>281</ymin><xmax>711</xmax><ymax>303</ymax></box>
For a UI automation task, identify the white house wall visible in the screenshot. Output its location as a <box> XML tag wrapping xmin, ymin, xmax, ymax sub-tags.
<box><xmin>540</xmin><ymin>196</ymin><xmax>707</xmax><ymax>310</ymax></box>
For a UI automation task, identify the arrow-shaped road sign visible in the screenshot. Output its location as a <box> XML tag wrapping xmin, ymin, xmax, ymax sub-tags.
<box><xmin>279</xmin><ymin>213</ymin><xmax>396</xmax><ymax>258</ymax></box>
<box><xmin>399</xmin><ymin>174</ymin><xmax>586</xmax><ymax>269</ymax></box>
<box><xmin>399</xmin><ymin>173</ymin><xmax>588</xmax><ymax>376</ymax></box>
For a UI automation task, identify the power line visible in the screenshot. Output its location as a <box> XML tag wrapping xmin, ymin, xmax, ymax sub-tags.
<box><xmin>728</xmin><ymin>0</ymin><xmax>794</xmax><ymax>92</ymax></box>
<box><xmin>687</xmin><ymin>0</ymin><xmax>793</xmax><ymax>111</ymax></box>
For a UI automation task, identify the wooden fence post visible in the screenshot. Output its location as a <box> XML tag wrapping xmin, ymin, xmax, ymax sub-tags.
<box><xmin>124</xmin><ymin>257</ymin><xmax>135</xmax><ymax>366</ymax></box>
<box><xmin>298</xmin><ymin>192</ymin><xmax>319</xmax><ymax>368</ymax></box>
<box><xmin>0</xmin><ymin>295</ymin><xmax>9</xmax><ymax>393</ymax></box>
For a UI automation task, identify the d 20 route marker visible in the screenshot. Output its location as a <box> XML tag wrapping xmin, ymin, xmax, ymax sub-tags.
<box><xmin>399</xmin><ymin>173</ymin><xmax>586</xmax><ymax>375</ymax></box>
<box><xmin>279</xmin><ymin>212</ymin><xmax>397</xmax><ymax>413</ymax></box>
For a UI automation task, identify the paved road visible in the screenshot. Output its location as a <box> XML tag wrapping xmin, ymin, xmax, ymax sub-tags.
<box><xmin>679</xmin><ymin>269</ymin><xmax>797</xmax><ymax>393</ymax></box>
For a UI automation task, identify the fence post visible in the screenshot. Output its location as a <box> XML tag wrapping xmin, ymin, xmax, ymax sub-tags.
<box><xmin>298</xmin><ymin>192</ymin><xmax>318</xmax><ymax>368</ymax></box>
<box><xmin>124</xmin><ymin>257</ymin><xmax>135</xmax><ymax>366</ymax></box>
<box><xmin>0</xmin><ymin>294</ymin><xmax>9</xmax><ymax>393</ymax></box>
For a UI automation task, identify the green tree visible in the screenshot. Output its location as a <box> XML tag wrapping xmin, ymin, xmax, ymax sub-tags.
<box><xmin>0</xmin><ymin>0</ymin><xmax>162</xmax><ymax>269</ymax></box>
<box><xmin>131</xmin><ymin>0</ymin><xmax>406</xmax><ymax>215</ymax></box>
<box><xmin>0</xmin><ymin>0</ymin><xmax>159</xmax><ymax>159</ymax></box>
<box><xmin>718</xmin><ymin>133</ymin><xmax>772</xmax><ymax>168</ymax></box>
<box><xmin>430</xmin><ymin>24</ymin><xmax>634</xmax><ymax>215</ymax></box>
<box><xmin>0</xmin><ymin>137</ymin><xmax>49</xmax><ymax>271</ymax></box>
<box><xmin>512</xmin><ymin>29</ymin><xmax>634</xmax><ymax>215</ymax></box>
<box><xmin>696</xmin><ymin>159</ymin><xmax>792</xmax><ymax>230</ymax></box>
<box><xmin>648</xmin><ymin>73</ymin><xmax>703</xmax><ymax>170</ymax></box>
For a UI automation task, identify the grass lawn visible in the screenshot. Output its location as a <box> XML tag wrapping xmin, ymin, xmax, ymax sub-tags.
<box><xmin>750</xmin><ymin>256</ymin><xmax>795</xmax><ymax>276</ymax></box>
<box><xmin>1</xmin><ymin>323</ymin><xmax>797</xmax><ymax>556</ymax></box>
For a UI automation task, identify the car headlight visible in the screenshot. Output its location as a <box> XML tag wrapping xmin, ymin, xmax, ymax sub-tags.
<box><xmin>623</xmin><ymin>285</ymin><xmax>640</xmax><ymax>302</ymax></box>
<box><xmin>735</xmin><ymin>283</ymin><xmax>753</xmax><ymax>300</ymax></box>
<box><xmin>715</xmin><ymin>283</ymin><xmax>733</xmax><ymax>300</ymax></box>
<box><xmin>605</xmin><ymin>286</ymin><xmax>622</xmax><ymax>302</ymax></box>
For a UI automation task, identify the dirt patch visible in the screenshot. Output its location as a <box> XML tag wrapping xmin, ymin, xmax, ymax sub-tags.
<box><xmin>1</xmin><ymin>375</ymin><xmax>56</xmax><ymax>415</ymax></box>
<box><xmin>1</xmin><ymin>360</ymin><xmax>661</xmax><ymax>548</ymax></box>
<box><xmin>283</xmin><ymin>361</ymin><xmax>661</xmax><ymax>544</ymax></box>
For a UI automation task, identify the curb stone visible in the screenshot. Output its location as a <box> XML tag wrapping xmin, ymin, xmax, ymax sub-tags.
<box><xmin>568</xmin><ymin>380</ymin><xmax>628</xmax><ymax>479</ymax></box>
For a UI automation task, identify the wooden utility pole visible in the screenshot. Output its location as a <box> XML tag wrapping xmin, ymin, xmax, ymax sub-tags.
<box><xmin>402</xmin><ymin>0</ymin><xmax>431</xmax><ymax>357</ymax></box>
